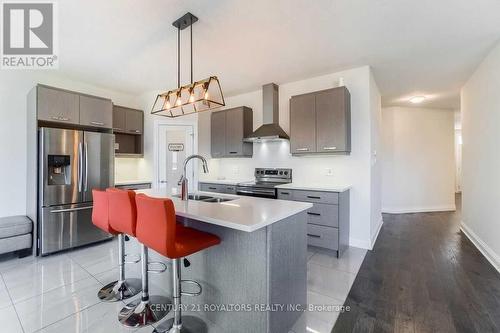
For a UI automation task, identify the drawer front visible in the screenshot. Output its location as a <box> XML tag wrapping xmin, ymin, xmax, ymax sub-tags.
<box><xmin>199</xmin><ymin>183</ymin><xmax>224</xmax><ymax>193</ymax></box>
<box><xmin>294</xmin><ymin>190</ymin><xmax>338</xmax><ymax>204</ymax></box>
<box><xmin>224</xmin><ymin>185</ymin><xmax>237</xmax><ymax>194</ymax></box>
<box><xmin>307</xmin><ymin>224</ymin><xmax>339</xmax><ymax>250</ymax></box>
<box><xmin>277</xmin><ymin>189</ymin><xmax>294</xmax><ymax>200</ymax></box>
<box><xmin>307</xmin><ymin>203</ymin><xmax>339</xmax><ymax>228</ymax></box>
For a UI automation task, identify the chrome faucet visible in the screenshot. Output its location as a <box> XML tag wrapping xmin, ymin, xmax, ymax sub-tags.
<box><xmin>178</xmin><ymin>154</ymin><xmax>209</xmax><ymax>201</ymax></box>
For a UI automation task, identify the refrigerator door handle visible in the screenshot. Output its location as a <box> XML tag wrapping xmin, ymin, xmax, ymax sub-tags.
<box><xmin>50</xmin><ymin>206</ymin><xmax>93</xmax><ymax>214</ymax></box>
<box><xmin>84</xmin><ymin>142</ymin><xmax>89</xmax><ymax>192</ymax></box>
<box><xmin>78</xmin><ymin>142</ymin><xmax>83</xmax><ymax>192</ymax></box>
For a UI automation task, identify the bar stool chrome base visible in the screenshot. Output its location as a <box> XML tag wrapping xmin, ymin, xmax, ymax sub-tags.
<box><xmin>98</xmin><ymin>278</ymin><xmax>141</xmax><ymax>302</ymax></box>
<box><xmin>153</xmin><ymin>315</ymin><xmax>208</xmax><ymax>333</ymax></box>
<box><xmin>118</xmin><ymin>295</ymin><xmax>172</xmax><ymax>327</ymax></box>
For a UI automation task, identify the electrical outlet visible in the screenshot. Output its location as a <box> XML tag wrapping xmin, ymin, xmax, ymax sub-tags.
<box><xmin>325</xmin><ymin>168</ymin><xmax>334</xmax><ymax>176</ymax></box>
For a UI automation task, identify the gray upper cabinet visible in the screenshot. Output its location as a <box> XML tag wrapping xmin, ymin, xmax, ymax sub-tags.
<box><xmin>225</xmin><ymin>107</ymin><xmax>253</xmax><ymax>157</ymax></box>
<box><xmin>113</xmin><ymin>106</ymin><xmax>143</xmax><ymax>134</ymax></box>
<box><xmin>316</xmin><ymin>87</ymin><xmax>351</xmax><ymax>153</ymax></box>
<box><xmin>79</xmin><ymin>95</ymin><xmax>113</xmax><ymax>129</ymax></box>
<box><xmin>37</xmin><ymin>86</ymin><xmax>79</xmax><ymax>125</ymax></box>
<box><xmin>125</xmin><ymin>109</ymin><xmax>143</xmax><ymax>134</ymax></box>
<box><xmin>290</xmin><ymin>93</ymin><xmax>316</xmax><ymax>153</ymax></box>
<box><xmin>211</xmin><ymin>110</ymin><xmax>226</xmax><ymax>158</ymax></box>
<box><xmin>290</xmin><ymin>86</ymin><xmax>351</xmax><ymax>155</ymax></box>
<box><xmin>211</xmin><ymin>107</ymin><xmax>253</xmax><ymax>158</ymax></box>
<box><xmin>112</xmin><ymin>106</ymin><xmax>126</xmax><ymax>132</ymax></box>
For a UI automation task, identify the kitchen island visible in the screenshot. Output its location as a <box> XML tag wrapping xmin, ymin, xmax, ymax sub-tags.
<box><xmin>139</xmin><ymin>189</ymin><xmax>312</xmax><ymax>333</ymax></box>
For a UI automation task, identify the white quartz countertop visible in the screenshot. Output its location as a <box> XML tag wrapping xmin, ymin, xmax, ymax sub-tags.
<box><xmin>276</xmin><ymin>183</ymin><xmax>352</xmax><ymax>192</ymax></box>
<box><xmin>137</xmin><ymin>189</ymin><xmax>312</xmax><ymax>232</ymax></box>
<box><xmin>198</xmin><ymin>179</ymin><xmax>252</xmax><ymax>185</ymax></box>
<box><xmin>115</xmin><ymin>180</ymin><xmax>153</xmax><ymax>186</ymax></box>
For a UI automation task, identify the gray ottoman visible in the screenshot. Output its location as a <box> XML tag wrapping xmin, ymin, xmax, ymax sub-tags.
<box><xmin>0</xmin><ymin>216</ymin><xmax>33</xmax><ymax>256</ymax></box>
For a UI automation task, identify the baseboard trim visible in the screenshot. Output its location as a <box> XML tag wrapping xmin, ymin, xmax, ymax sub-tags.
<box><xmin>370</xmin><ymin>219</ymin><xmax>383</xmax><ymax>250</ymax></box>
<box><xmin>461</xmin><ymin>222</ymin><xmax>500</xmax><ymax>273</ymax></box>
<box><xmin>349</xmin><ymin>237</ymin><xmax>371</xmax><ymax>250</ymax></box>
<box><xmin>382</xmin><ymin>205</ymin><xmax>456</xmax><ymax>214</ymax></box>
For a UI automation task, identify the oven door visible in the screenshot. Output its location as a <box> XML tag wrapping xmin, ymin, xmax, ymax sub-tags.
<box><xmin>236</xmin><ymin>186</ymin><xmax>277</xmax><ymax>199</ymax></box>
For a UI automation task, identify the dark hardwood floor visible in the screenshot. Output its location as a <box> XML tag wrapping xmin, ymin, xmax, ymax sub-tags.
<box><xmin>333</xmin><ymin>195</ymin><xmax>500</xmax><ymax>333</ymax></box>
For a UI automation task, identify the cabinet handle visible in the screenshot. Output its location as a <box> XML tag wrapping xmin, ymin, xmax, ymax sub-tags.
<box><xmin>129</xmin><ymin>130</ymin><xmax>141</xmax><ymax>133</ymax></box>
<box><xmin>307</xmin><ymin>212</ymin><xmax>321</xmax><ymax>216</ymax></box>
<box><xmin>323</xmin><ymin>146</ymin><xmax>337</xmax><ymax>150</ymax></box>
<box><xmin>91</xmin><ymin>121</ymin><xmax>104</xmax><ymax>126</ymax></box>
<box><xmin>307</xmin><ymin>195</ymin><xmax>321</xmax><ymax>199</ymax></box>
<box><xmin>307</xmin><ymin>233</ymin><xmax>321</xmax><ymax>238</ymax></box>
<box><xmin>229</xmin><ymin>151</ymin><xmax>238</xmax><ymax>154</ymax></box>
<box><xmin>52</xmin><ymin>116</ymin><xmax>69</xmax><ymax>121</ymax></box>
<box><xmin>280</xmin><ymin>192</ymin><xmax>290</xmax><ymax>195</ymax></box>
<box><xmin>208</xmin><ymin>187</ymin><xmax>217</xmax><ymax>190</ymax></box>
<box><xmin>296</xmin><ymin>148</ymin><xmax>309</xmax><ymax>151</ymax></box>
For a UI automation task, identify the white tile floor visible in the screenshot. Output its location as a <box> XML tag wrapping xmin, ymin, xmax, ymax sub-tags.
<box><xmin>0</xmin><ymin>240</ymin><xmax>366</xmax><ymax>333</ymax></box>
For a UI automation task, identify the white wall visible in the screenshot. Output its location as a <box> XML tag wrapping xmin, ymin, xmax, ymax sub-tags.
<box><xmin>369</xmin><ymin>70</ymin><xmax>383</xmax><ymax>244</ymax></box>
<box><xmin>0</xmin><ymin>71</ymin><xmax>140</xmax><ymax>218</ymax></box>
<box><xmin>381</xmin><ymin>107</ymin><xmax>456</xmax><ymax>213</ymax></box>
<box><xmin>461</xmin><ymin>41</ymin><xmax>500</xmax><ymax>271</ymax></box>
<box><xmin>454</xmin><ymin>110</ymin><xmax>462</xmax><ymax>193</ymax></box>
<box><xmin>195</xmin><ymin>66</ymin><xmax>381</xmax><ymax>249</ymax></box>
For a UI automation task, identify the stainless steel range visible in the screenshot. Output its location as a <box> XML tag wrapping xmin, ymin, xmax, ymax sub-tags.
<box><xmin>236</xmin><ymin>168</ymin><xmax>292</xmax><ymax>199</ymax></box>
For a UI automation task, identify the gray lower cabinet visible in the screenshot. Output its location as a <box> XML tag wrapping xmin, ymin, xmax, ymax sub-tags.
<box><xmin>290</xmin><ymin>86</ymin><xmax>351</xmax><ymax>155</ymax></box>
<box><xmin>278</xmin><ymin>188</ymin><xmax>350</xmax><ymax>257</ymax></box>
<box><xmin>198</xmin><ymin>183</ymin><xmax>236</xmax><ymax>194</ymax></box>
<box><xmin>37</xmin><ymin>85</ymin><xmax>79</xmax><ymax>125</ymax></box>
<box><xmin>79</xmin><ymin>95</ymin><xmax>113</xmax><ymax>129</ymax></box>
<box><xmin>211</xmin><ymin>107</ymin><xmax>253</xmax><ymax>158</ymax></box>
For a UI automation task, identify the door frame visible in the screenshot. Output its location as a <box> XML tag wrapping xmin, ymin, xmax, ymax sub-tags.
<box><xmin>153</xmin><ymin>117</ymin><xmax>198</xmax><ymax>190</ymax></box>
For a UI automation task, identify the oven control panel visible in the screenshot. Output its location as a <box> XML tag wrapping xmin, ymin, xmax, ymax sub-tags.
<box><xmin>255</xmin><ymin>168</ymin><xmax>292</xmax><ymax>181</ymax></box>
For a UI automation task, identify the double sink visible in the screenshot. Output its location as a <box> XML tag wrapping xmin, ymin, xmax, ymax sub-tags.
<box><xmin>174</xmin><ymin>194</ymin><xmax>234</xmax><ymax>203</ymax></box>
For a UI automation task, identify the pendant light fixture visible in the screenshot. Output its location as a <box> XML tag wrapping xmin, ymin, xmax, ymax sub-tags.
<box><xmin>151</xmin><ymin>13</ymin><xmax>225</xmax><ymax>118</ymax></box>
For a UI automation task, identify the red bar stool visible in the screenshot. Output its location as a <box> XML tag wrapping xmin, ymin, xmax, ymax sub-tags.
<box><xmin>91</xmin><ymin>190</ymin><xmax>141</xmax><ymax>302</ymax></box>
<box><xmin>135</xmin><ymin>194</ymin><xmax>221</xmax><ymax>333</ymax></box>
<box><xmin>109</xmin><ymin>188</ymin><xmax>172</xmax><ymax>328</ymax></box>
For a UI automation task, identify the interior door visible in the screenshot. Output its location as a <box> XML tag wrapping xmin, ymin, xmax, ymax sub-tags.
<box><xmin>82</xmin><ymin>131</ymin><xmax>115</xmax><ymax>202</ymax></box>
<box><xmin>157</xmin><ymin>125</ymin><xmax>194</xmax><ymax>194</ymax></box>
<box><xmin>40</xmin><ymin>128</ymin><xmax>83</xmax><ymax>207</ymax></box>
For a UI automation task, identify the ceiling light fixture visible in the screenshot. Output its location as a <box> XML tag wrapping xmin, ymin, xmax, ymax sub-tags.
<box><xmin>151</xmin><ymin>13</ymin><xmax>225</xmax><ymax>118</ymax></box>
<box><xmin>409</xmin><ymin>95</ymin><xmax>426</xmax><ymax>104</ymax></box>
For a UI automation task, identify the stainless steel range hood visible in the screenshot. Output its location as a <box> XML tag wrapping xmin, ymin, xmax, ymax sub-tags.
<box><xmin>244</xmin><ymin>83</ymin><xmax>290</xmax><ymax>142</ymax></box>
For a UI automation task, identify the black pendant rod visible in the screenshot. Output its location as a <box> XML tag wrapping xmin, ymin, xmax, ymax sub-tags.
<box><xmin>190</xmin><ymin>18</ymin><xmax>193</xmax><ymax>84</ymax></box>
<box><xmin>177</xmin><ymin>27</ymin><xmax>180</xmax><ymax>89</ymax></box>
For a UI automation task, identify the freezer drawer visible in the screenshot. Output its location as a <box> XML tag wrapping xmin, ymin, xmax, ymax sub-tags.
<box><xmin>40</xmin><ymin>203</ymin><xmax>112</xmax><ymax>255</ymax></box>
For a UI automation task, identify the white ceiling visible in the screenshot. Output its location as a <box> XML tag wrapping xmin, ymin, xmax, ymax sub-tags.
<box><xmin>58</xmin><ymin>0</ymin><xmax>500</xmax><ymax>109</ymax></box>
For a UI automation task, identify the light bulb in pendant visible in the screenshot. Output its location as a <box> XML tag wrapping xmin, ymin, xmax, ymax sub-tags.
<box><xmin>204</xmin><ymin>91</ymin><xmax>209</xmax><ymax>100</ymax></box>
<box><xmin>189</xmin><ymin>92</ymin><xmax>195</xmax><ymax>103</ymax></box>
<box><xmin>165</xmin><ymin>101</ymin><xmax>171</xmax><ymax>110</ymax></box>
<box><xmin>176</xmin><ymin>98</ymin><xmax>182</xmax><ymax>106</ymax></box>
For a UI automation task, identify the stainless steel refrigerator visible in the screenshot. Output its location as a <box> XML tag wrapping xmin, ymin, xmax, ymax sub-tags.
<box><xmin>38</xmin><ymin>127</ymin><xmax>114</xmax><ymax>255</ymax></box>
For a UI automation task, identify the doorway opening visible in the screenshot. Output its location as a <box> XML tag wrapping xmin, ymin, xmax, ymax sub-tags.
<box><xmin>156</xmin><ymin>124</ymin><xmax>196</xmax><ymax>194</ymax></box>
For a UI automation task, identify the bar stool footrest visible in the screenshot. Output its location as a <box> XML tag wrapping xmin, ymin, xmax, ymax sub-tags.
<box><xmin>181</xmin><ymin>279</ymin><xmax>202</xmax><ymax>297</ymax></box>
<box><xmin>148</xmin><ymin>261</ymin><xmax>168</xmax><ymax>274</ymax></box>
<box><xmin>124</xmin><ymin>253</ymin><xmax>141</xmax><ymax>264</ymax></box>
